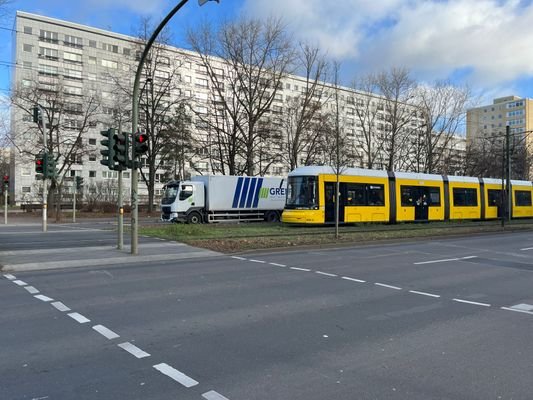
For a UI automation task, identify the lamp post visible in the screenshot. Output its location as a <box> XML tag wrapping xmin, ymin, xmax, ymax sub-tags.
<box><xmin>130</xmin><ymin>0</ymin><xmax>219</xmax><ymax>255</ymax></box>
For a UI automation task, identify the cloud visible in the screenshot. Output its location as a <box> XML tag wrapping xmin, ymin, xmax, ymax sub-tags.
<box><xmin>243</xmin><ymin>0</ymin><xmax>533</xmax><ymax>89</ymax></box>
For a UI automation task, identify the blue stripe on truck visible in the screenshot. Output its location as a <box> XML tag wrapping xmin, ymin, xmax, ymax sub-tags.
<box><xmin>239</xmin><ymin>177</ymin><xmax>250</xmax><ymax>208</ymax></box>
<box><xmin>246</xmin><ymin>178</ymin><xmax>257</xmax><ymax>208</ymax></box>
<box><xmin>232</xmin><ymin>177</ymin><xmax>244</xmax><ymax>208</ymax></box>
<box><xmin>252</xmin><ymin>178</ymin><xmax>264</xmax><ymax>208</ymax></box>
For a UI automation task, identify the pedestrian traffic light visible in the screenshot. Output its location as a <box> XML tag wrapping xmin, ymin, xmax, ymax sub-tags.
<box><xmin>113</xmin><ymin>132</ymin><xmax>129</xmax><ymax>169</ymax></box>
<box><xmin>133</xmin><ymin>132</ymin><xmax>149</xmax><ymax>159</ymax></box>
<box><xmin>75</xmin><ymin>176</ymin><xmax>84</xmax><ymax>190</ymax></box>
<box><xmin>35</xmin><ymin>153</ymin><xmax>45</xmax><ymax>174</ymax></box>
<box><xmin>100</xmin><ymin>128</ymin><xmax>116</xmax><ymax>170</ymax></box>
<box><xmin>2</xmin><ymin>175</ymin><xmax>8</xmax><ymax>186</ymax></box>
<box><xmin>45</xmin><ymin>153</ymin><xmax>57</xmax><ymax>179</ymax></box>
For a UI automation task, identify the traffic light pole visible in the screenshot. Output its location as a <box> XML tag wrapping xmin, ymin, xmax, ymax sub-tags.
<box><xmin>3</xmin><ymin>182</ymin><xmax>7</xmax><ymax>225</ymax></box>
<box><xmin>72</xmin><ymin>182</ymin><xmax>77</xmax><ymax>223</ymax></box>
<box><xmin>117</xmin><ymin>127</ymin><xmax>124</xmax><ymax>250</ymax></box>
<box><xmin>41</xmin><ymin>105</ymin><xmax>48</xmax><ymax>233</ymax></box>
<box><xmin>506</xmin><ymin>125</ymin><xmax>511</xmax><ymax>222</ymax></box>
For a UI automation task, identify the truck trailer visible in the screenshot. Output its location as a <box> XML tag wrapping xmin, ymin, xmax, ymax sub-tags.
<box><xmin>160</xmin><ymin>175</ymin><xmax>287</xmax><ymax>223</ymax></box>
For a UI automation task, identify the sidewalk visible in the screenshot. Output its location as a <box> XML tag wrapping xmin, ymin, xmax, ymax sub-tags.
<box><xmin>0</xmin><ymin>223</ymin><xmax>220</xmax><ymax>272</ymax></box>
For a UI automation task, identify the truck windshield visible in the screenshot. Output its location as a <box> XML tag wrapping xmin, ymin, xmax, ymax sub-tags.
<box><xmin>286</xmin><ymin>176</ymin><xmax>318</xmax><ymax>209</ymax></box>
<box><xmin>161</xmin><ymin>185</ymin><xmax>179</xmax><ymax>205</ymax></box>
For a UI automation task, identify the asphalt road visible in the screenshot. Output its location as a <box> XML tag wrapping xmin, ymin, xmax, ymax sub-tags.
<box><xmin>2</xmin><ymin>226</ymin><xmax>533</xmax><ymax>400</ymax></box>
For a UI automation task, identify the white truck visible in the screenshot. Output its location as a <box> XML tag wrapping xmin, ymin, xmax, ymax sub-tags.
<box><xmin>160</xmin><ymin>175</ymin><xmax>287</xmax><ymax>223</ymax></box>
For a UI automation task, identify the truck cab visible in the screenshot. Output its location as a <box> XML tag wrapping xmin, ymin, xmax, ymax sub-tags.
<box><xmin>160</xmin><ymin>180</ymin><xmax>205</xmax><ymax>223</ymax></box>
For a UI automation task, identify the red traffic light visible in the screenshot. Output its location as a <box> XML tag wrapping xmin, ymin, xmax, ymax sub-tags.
<box><xmin>2</xmin><ymin>175</ymin><xmax>8</xmax><ymax>184</ymax></box>
<box><xmin>137</xmin><ymin>133</ymin><xmax>148</xmax><ymax>143</ymax></box>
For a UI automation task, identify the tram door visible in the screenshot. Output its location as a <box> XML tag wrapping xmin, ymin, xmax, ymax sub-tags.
<box><xmin>325</xmin><ymin>182</ymin><xmax>345</xmax><ymax>223</ymax></box>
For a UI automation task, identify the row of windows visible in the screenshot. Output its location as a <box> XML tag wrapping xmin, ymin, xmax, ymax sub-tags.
<box><xmin>345</xmin><ymin>183</ymin><xmax>385</xmax><ymax>206</ymax></box>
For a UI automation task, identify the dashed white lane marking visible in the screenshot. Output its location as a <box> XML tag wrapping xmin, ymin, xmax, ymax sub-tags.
<box><xmin>520</xmin><ymin>247</ymin><xmax>533</xmax><ymax>251</ymax></box>
<box><xmin>414</xmin><ymin>256</ymin><xmax>477</xmax><ymax>265</ymax></box>
<box><xmin>51</xmin><ymin>301</ymin><xmax>71</xmax><ymax>312</ymax></box>
<box><xmin>452</xmin><ymin>298</ymin><xmax>491</xmax><ymax>307</ymax></box>
<box><xmin>507</xmin><ymin>303</ymin><xmax>533</xmax><ymax>311</ymax></box>
<box><xmin>3</xmin><ymin>274</ymin><xmax>16</xmax><ymax>280</ymax></box>
<box><xmin>341</xmin><ymin>276</ymin><xmax>366</xmax><ymax>283</ymax></box>
<box><xmin>375</xmin><ymin>283</ymin><xmax>402</xmax><ymax>290</ymax></box>
<box><xmin>409</xmin><ymin>290</ymin><xmax>441</xmax><ymax>298</ymax></box>
<box><xmin>290</xmin><ymin>267</ymin><xmax>311</xmax><ymax>272</ymax></box>
<box><xmin>269</xmin><ymin>262</ymin><xmax>286</xmax><ymax>267</ymax></box>
<box><xmin>153</xmin><ymin>363</ymin><xmax>199</xmax><ymax>388</ymax></box>
<box><xmin>249</xmin><ymin>259</ymin><xmax>265</xmax><ymax>264</ymax></box>
<box><xmin>13</xmin><ymin>280</ymin><xmax>27</xmax><ymax>286</ymax></box>
<box><xmin>68</xmin><ymin>312</ymin><xmax>91</xmax><ymax>323</ymax></box>
<box><xmin>118</xmin><ymin>342</ymin><xmax>150</xmax><ymax>359</ymax></box>
<box><xmin>24</xmin><ymin>286</ymin><xmax>39</xmax><ymax>294</ymax></box>
<box><xmin>231</xmin><ymin>256</ymin><xmax>246</xmax><ymax>260</ymax></box>
<box><xmin>501</xmin><ymin>307</ymin><xmax>533</xmax><ymax>315</ymax></box>
<box><xmin>315</xmin><ymin>271</ymin><xmax>338</xmax><ymax>277</ymax></box>
<box><xmin>34</xmin><ymin>294</ymin><xmax>54</xmax><ymax>302</ymax></box>
<box><xmin>93</xmin><ymin>325</ymin><xmax>120</xmax><ymax>340</ymax></box>
<box><xmin>202</xmin><ymin>390</ymin><xmax>230</xmax><ymax>400</ymax></box>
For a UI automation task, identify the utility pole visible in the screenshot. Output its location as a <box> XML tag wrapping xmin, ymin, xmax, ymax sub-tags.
<box><xmin>130</xmin><ymin>0</ymin><xmax>219</xmax><ymax>255</ymax></box>
<box><xmin>506</xmin><ymin>125</ymin><xmax>511</xmax><ymax>222</ymax></box>
<box><xmin>72</xmin><ymin>180</ymin><xmax>76</xmax><ymax>223</ymax></box>
<box><xmin>3</xmin><ymin>176</ymin><xmax>7</xmax><ymax>225</ymax></box>
<box><xmin>501</xmin><ymin>140</ymin><xmax>505</xmax><ymax>229</ymax></box>
<box><xmin>39</xmin><ymin>106</ymin><xmax>48</xmax><ymax>233</ymax></box>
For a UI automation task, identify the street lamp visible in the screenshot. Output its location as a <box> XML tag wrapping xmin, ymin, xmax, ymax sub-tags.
<box><xmin>130</xmin><ymin>0</ymin><xmax>220</xmax><ymax>255</ymax></box>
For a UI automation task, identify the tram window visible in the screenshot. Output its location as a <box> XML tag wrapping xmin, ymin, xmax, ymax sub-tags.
<box><xmin>401</xmin><ymin>185</ymin><xmax>440</xmax><ymax>206</ymax></box>
<box><xmin>453</xmin><ymin>188</ymin><xmax>477</xmax><ymax>206</ymax></box>
<box><xmin>488</xmin><ymin>189</ymin><xmax>502</xmax><ymax>206</ymax></box>
<box><xmin>367</xmin><ymin>185</ymin><xmax>384</xmax><ymax>206</ymax></box>
<box><xmin>286</xmin><ymin>176</ymin><xmax>318</xmax><ymax>209</ymax></box>
<box><xmin>515</xmin><ymin>190</ymin><xmax>532</xmax><ymax>206</ymax></box>
<box><xmin>401</xmin><ymin>186</ymin><xmax>416</xmax><ymax>206</ymax></box>
<box><xmin>428</xmin><ymin>187</ymin><xmax>440</xmax><ymax>206</ymax></box>
<box><xmin>346</xmin><ymin>184</ymin><xmax>366</xmax><ymax>206</ymax></box>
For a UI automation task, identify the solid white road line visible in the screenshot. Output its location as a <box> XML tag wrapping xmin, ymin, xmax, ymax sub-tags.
<box><xmin>269</xmin><ymin>262</ymin><xmax>286</xmax><ymax>267</ymax></box>
<box><xmin>249</xmin><ymin>259</ymin><xmax>265</xmax><ymax>263</ymax></box>
<box><xmin>153</xmin><ymin>363</ymin><xmax>199</xmax><ymax>388</ymax></box>
<box><xmin>507</xmin><ymin>303</ymin><xmax>533</xmax><ymax>311</ymax></box>
<box><xmin>68</xmin><ymin>312</ymin><xmax>91</xmax><ymax>323</ymax></box>
<box><xmin>414</xmin><ymin>256</ymin><xmax>477</xmax><ymax>265</ymax></box>
<box><xmin>290</xmin><ymin>267</ymin><xmax>311</xmax><ymax>272</ymax></box>
<box><xmin>3</xmin><ymin>274</ymin><xmax>16</xmax><ymax>280</ymax></box>
<box><xmin>34</xmin><ymin>294</ymin><xmax>54</xmax><ymax>302</ymax></box>
<box><xmin>24</xmin><ymin>286</ymin><xmax>39</xmax><ymax>294</ymax></box>
<box><xmin>375</xmin><ymin>283</ymin><xmax>402</xmax><ymax>290</ymax></box>
<box><xmin>51</xmin><ymin>301</ymin><xmax>71</xmax><ymax>312</ymax></box>
<box><xmin>117</xmin><ymin>342</ymin><xmax>150</xmax><ymax>359</ymax></box>
<box><xmin>203</xmin><ymin>390</ymin><xmax>230</xmax><ymax>400</ymax></box>
<box><xmin>92</xmin><ymin>325</ymin><xmax>120</xmax><ymax>340</ymax></box>
<box><xmin>501</xmin><ymin>307</ymin><xmax>533</xmax><ymax>315</ymax></box>
<box><xmin>231</xmin><ymin>256</ymin><xmax>246</xmax><ymax>260</ymax></box>
<box><xmin>13</xmin><ymin>280</ymin><xmax>27</xmax><ymax>286</ymax></box>
<box><xmin>315</xmin><ymin>271</ymin><xmax>338</xmax><ymax>277</ymax></box>
<box><xmin>341</xmin><ymin>276</ymin><xmax>366</xmax><ymax>283</ymax></box>
<box><xmin>408</xmin><ymin>290</ymin><xmax>441</xmax><ymax>298</ymax></box>
<box><xmin>452</xmin><ymin>298</ymin><xmax>491</xmax><ymax>307</ymax></box>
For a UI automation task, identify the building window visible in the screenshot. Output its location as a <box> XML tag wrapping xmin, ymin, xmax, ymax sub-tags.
<box><xmin>64</xmin><ymin>51</ymin><xmax>82</xmax><ymax>63</ymax></box>
<box><xmin>23</xmin><ymin>26</ymin><xmax>32</xmax><ymax>34</ymax></box>
<box><xmin>23</xmin><ymin>61</ymin><xmax>32</xmax><ymax>69</ymax></box>
<box><xmin>123</xmin><ymin>172</ymin><xmax>130</xmax><ymax>179</ymax></box>
<box><xmin>89</xmin><ymin>40</ymin><xmax>96</xmax><ymax>48</ymax></box>
<box><xmin>64</xmin><ymin>86</ymin><xmax>82</xmax><ymax>96</ymax></box>
<box><xmin>87</xmin><ymin>73</ymin><xmax>96</xmax><ymax>81</ymax></box>
<box><xmin>102</xmin><ymin>43</ymin><xmax>119</xmax><ymax>53</ymax></box>
<box><xmin>64</xmin><ymin>69</ymin><xmax>82</xmax><ymax>81</ymax></box>
<box><xmin>64</xmin><ymin>35</ymin><xmax>83</xmax><ymax>48</ymax></box>
<box><xmin>23</xmin><ymin>43</ymin><xmax>32</xmax><ymax>52</ymax></box>
<box><xmin>89</xmin><ymin>171</ymin><xmax>96</xmax><ymax>178</ymax></box>
<box><xmin>39</xmin><ymin>47</ymin><xmax>58</xmax><ymax>60</ymax></box>
<box><xmin>40</xmin><ymin>30</ymin><xmax>58</xmax><ymax>44</ymax></box>
<box><xmin>101</xmin><ymin>59</ymin><xmax>118</xmax><ymax>69</ymax></box>
<box><xmin>38</xmin><ymin>64</ymin><xmax>58</xmax><ymax>76</ymax></box>
<box><xmin>123</xmin><ymin>48</ymin><xmax>131</xmax><ymax>56</ymax></box>
<box><xmin>88</xmin><ymin>56</ymin><xmax>97</xmax><ymax>65</ymax></box>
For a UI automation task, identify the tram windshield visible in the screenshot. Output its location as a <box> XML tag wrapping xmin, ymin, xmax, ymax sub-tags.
<box><xmin>286</xmin><ymin>176</ymin><xmax>318</xmax><ymax>209</ymax></box>
<box><xmin>161</xmin><ymin>184</ymin><xmax>179</xmax><ymax>205</ymax></box>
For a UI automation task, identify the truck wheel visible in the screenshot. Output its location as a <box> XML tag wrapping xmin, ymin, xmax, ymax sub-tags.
<box><xmin>187</xmin><ymin>212</ymin><xmax>203</xmax><ymax>224</ymax></box>
<box><xmin>264</xmin><ymin>210</ymin><xmax>280</xmax><ymax>222</ymax></box>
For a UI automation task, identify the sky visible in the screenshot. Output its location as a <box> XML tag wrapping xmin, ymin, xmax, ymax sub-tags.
<box><xmin>1</xmin><ymin>0</ymin><xmax>533</xmax><ymax>104</ymax></box>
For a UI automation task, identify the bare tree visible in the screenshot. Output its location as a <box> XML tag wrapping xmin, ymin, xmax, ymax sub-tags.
<box><xmin>411</xmin><ymin>81</ymin><xmax>471</xmax><ymax>173</ymax></box>
<box><xmin>10</xmin><ymin>78</ymin><xmax>100</xmax><ymax>220</ymax></box>
<box><xmin>374</xmin><ymin>68</ymin><xmax>418</xmax><ymax>171</ymax></box>
<box><xmin>188</xmin><ymin>17</ymin><xmax>295</xmax><ymax>176</ymax></box>
<box><xmin>280</xmin><ymin>43</ymin><xmax>329</xmax><ymax>170</ymax></box>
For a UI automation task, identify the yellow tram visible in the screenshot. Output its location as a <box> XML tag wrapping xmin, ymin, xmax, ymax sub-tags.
<box><xmin>281</xmin><ymin>166</ymin><xmax>533</xmax><ymax>224</ymax></box>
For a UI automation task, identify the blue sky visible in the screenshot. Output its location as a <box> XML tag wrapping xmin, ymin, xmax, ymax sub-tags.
<box><xmin>2</xmin><ymin>0</ymin><xmax>533</xmax><ymax>104</ymax></box>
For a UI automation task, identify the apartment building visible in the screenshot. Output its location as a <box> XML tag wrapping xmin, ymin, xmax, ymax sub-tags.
<box><xmin>11</xmin><ymin>11</ymin><xmax>433</xmax><ymax>206</ymax></box>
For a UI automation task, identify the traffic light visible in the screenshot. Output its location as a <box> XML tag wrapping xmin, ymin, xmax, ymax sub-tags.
<box><xmin>33</xmin><ymin>106</ymin><xmax>42</xmax><ymax>124</ymax></box>
<box><xmin>133</xmin><ymin>132</ymin><xmax>149</xmax><ymax>159</ymax></box>
<box><xmin>100</xmin><ymin>128</ymin><xmax>116</xmax><ymax>170</ymax></box>
<box><xmin>113</xmin><ymin>132</ymin><xmax>129</xmax><ymax>169</ymax></box>
<box><xmin>35</xmin><ymin>152</ymin><xmax>46</xmax><ymax>175</ymax></box>
<box><xmin>75</xmin><ymin>176</ymin><xmax>84</xmax><ymax>190</ymax></box>
<box><xmin>45</xmin><ymin>153</ymin><xmax>57</xmax><ymax>179</ymax></box>
<box><xmin>3</xmin><ymin>175</ymin><xmax>8</xmax><ymax>186</ymax></box>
